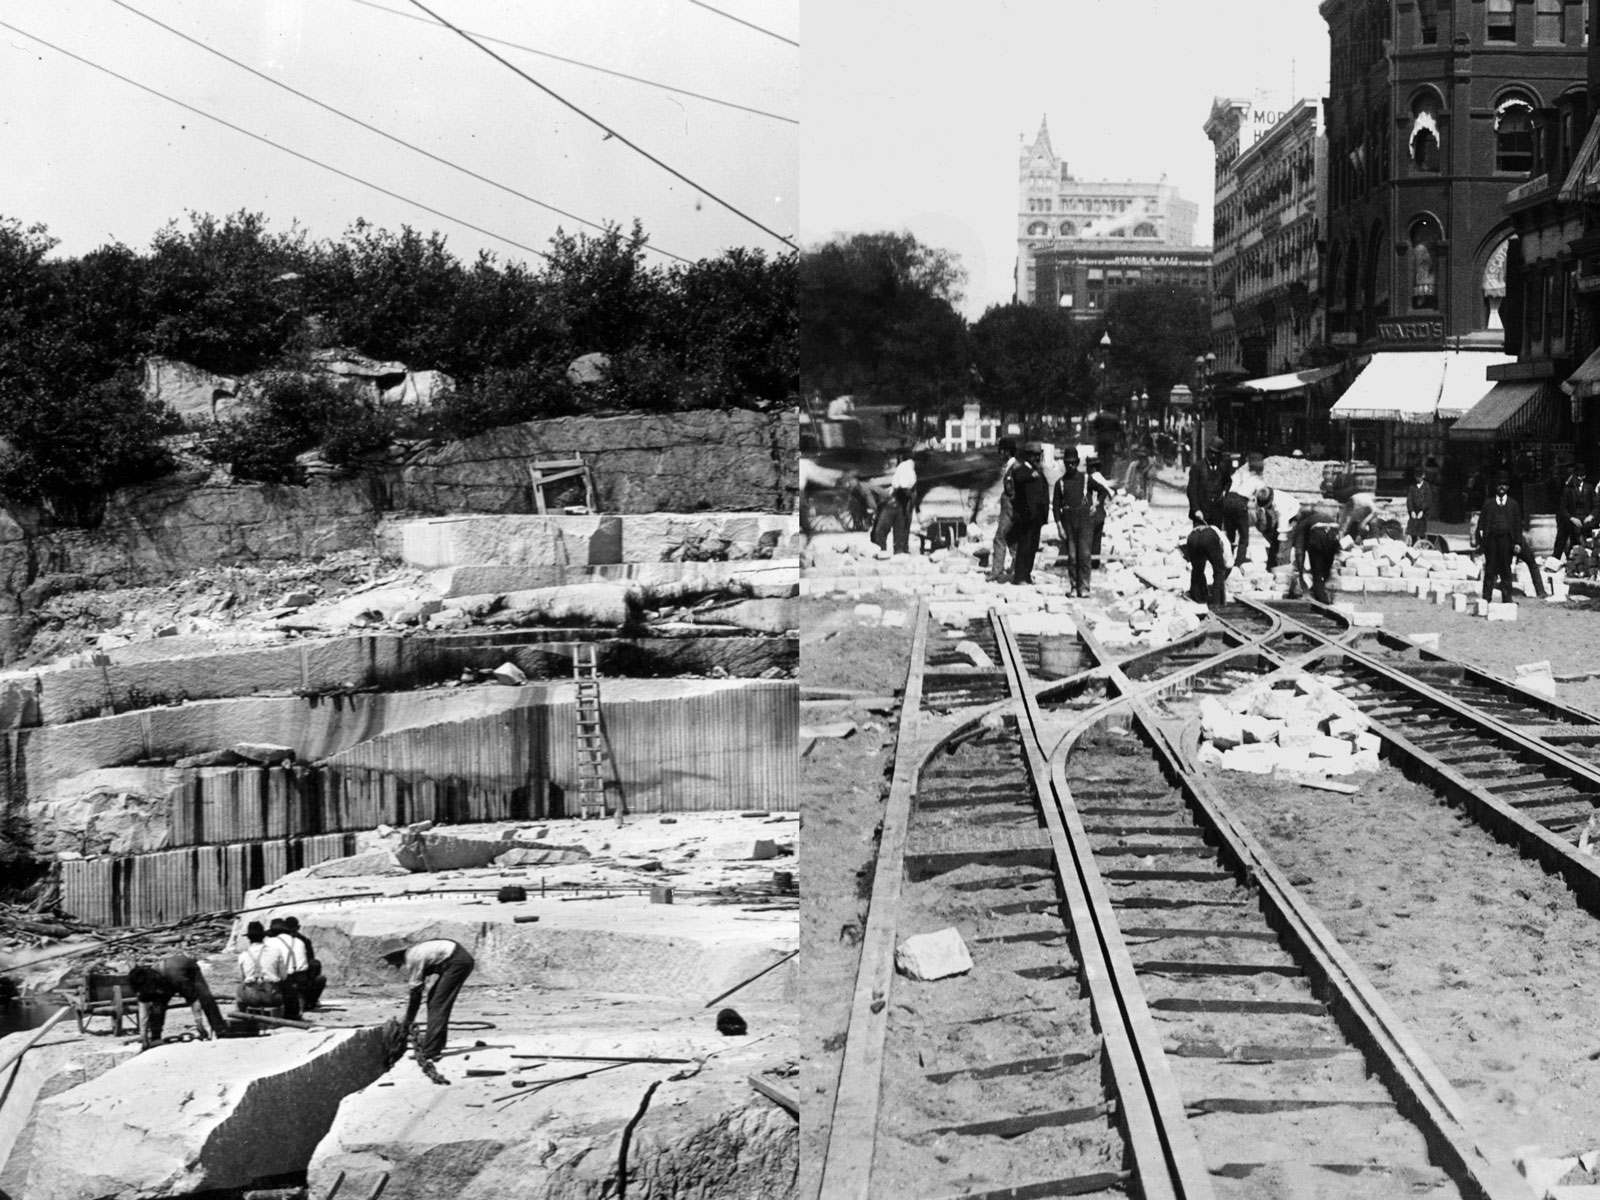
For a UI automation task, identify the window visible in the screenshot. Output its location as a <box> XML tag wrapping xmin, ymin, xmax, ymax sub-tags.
<box><xmin>1418</xmin><ymin>0</ymin><xmax>1439</xmax><ymax>43</ymax></box>
<box><xmin>1496</xmin><ymin>99</ymin><xmax>1535</xmax><ymax>173</ymax></box>
<box><xmin>1026</xmin><ymin>221</ymin><xmax>1049</xmax><ymax>236</ymax></box>
<box><xmin>1059</xmin><ymin>221</ymin><xmax>1077</xmax><ymax>237</ymax></box>
<box><xmin>1488</xmin><ymin>0</ymin><xmax>1515</xmax><ymax>40</ymax></box>
<box><xmin>1535</xmin><ymin>0</ymin><xmax>1562</xmax><ymax>42</ymax></box>
<box><xmin>1409</xmin><ymin>220</ymin><xmax>1441</xmax><ymax>310</ymax></box>
<box><xmin>1410</xmin><ymin>104</ymin><xmax>1441</xmax><ymax>172</ymax></box>
<box><xmin>1133</xmin><ymin>222</ymin><xmax>1158</xmax><ymax>237</ymax></box>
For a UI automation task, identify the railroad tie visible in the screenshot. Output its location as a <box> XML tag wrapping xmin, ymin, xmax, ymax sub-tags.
<box><xmin>924</xmin><ymin>1170</ymin><xmax>1131</xmax><ymax>1200</ymax></box>
<box><xmin>924</xmin><ymin>1050</ymin><xmax>1096</xmax><ymax>1085</ymax></box>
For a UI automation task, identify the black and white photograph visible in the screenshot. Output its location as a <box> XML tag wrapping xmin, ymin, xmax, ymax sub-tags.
<box><xmin>801</xmin><ymin>1</ymin><xmax>1600</xmax><ymax>1197</ymax></box>
<box><xmin>0</xmin><ymin>3</ymin><xmax>798</xmax><ymax>1198</ymax></box>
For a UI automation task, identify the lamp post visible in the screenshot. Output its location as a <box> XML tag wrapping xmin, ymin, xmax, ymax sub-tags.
<box><xmin>1192</xmin><ymin>351</ymin><xmax>1218</xmax><ymax>460</ymax></box>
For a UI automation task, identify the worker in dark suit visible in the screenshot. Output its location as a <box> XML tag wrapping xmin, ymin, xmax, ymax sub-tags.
<box><xmin>128</xmin><ymin>954</ymin><xmax>230</xmax><ymax>1050</ymax></box>
<box><xmin>1474</xmin><ymin>472</ymin><xmax>1522</xmax><ymax>604</ymax></box>
<box><xmin>1052</xmin><ymin>452</ymin><xmax>1111</xmax><ymax>597</ymax></box>
<box><xmin>1186</xmin><ymin>437</ymin><xmax>1225</xmax><ymax>527</ymax></box>
<box><xmin>1555</xmin><ymin>462</ymin><xmax>1595</xmax><ymax>560</ymax></box>
<box><xmin>1009</xmin><ymin>442</ymin><xmax>1050</xmax><ymax>585</ymax></box>
<box><xmin>1180</xmin><ymin>515</ymin><xmax>1233</xmax><ymax>606</ymax></box>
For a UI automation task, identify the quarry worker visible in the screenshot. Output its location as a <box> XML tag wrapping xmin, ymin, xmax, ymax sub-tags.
<box><xmin>1179</xmin><ymin>515</ymin><xmax>1233</xmax><ymax>607</ymax></box>
<box><xmin>1297</xmin><ymin>519</ymin><xmax>1342</xmax><ymax>604</ymax></box>
<box><xmin>128</xmin><ymin>953</ymin><xmax>229</xmax><ymax>1050</ymax></box>
<box><xmin>280</xmin><ymin>916</ymin><xmax>327</xmax><ymax>1012</ymax></box>
<box><xmin>1008</xmin><ymin>442</ymin><xmax>1050</xmax><ymax>586</ymax></box>
<box><xmin>268</xmin><ymin>918</ymin><xmax>309</xmax><ymax>1020</ymax></box>
<box><xmin>1186</xmin><ymin>436</ymin><xmax>1225</xmax><ymax>527</ymax></box>
<box><xmin>1253</xmin><ymin>486</ymin><xmax>1285</xmax><ymax>571</ymax></box>
<box><xmin>989</xmin><ymin>437</ymin><xmax>1019</xmax><ymax>583</ymax></box>
<box><xmin>1474</xmin><ymin>472</ymin><xmax>1523</xmax><ymax>604</ymax></box>
<box><xmin>236</xmin><ymin>920</ymin><xmax>289</xmax><ymax>1016</ymax></box>
<box><xmin>385</xmin><ymin>939</ymin><xmax>475</xmax><ymax>1062</ymax></box>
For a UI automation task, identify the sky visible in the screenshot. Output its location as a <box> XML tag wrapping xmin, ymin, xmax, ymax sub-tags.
<box><xmin>0</xmin><ymin>0</ymin><xmax>797</xmax><ymax>270</ymax></box>
<box><xmin>801</xmin><ymin>0</ymin><xmax>1330</xmax><ymax>318</ymax></box>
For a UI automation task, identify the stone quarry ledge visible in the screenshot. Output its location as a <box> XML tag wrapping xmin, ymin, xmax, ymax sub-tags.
<box><xmin>0</xmin><ymin>1030</ymin><xmax>138</xmax><ymax>1191</ymax></box>
<box><xmin>307</xmin><ymin>1018</ymin><xmax>798</xmax><ymax>1200</ymax></box>
<box><xmin>261</xmin><ymin>894</ymin><xmax>797</xmax><ymax>1002</ymax></box>
<box><xmin>25</xmin><ymin>1024</ymin><xmax>393</xmax><ymax>1200</ymax></box>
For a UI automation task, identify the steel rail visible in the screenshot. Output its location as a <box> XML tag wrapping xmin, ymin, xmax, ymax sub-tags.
<box><xmin>1231</xmin><ymin>597</ymin><xmax>1600</xmax><ymax>910</ymax></box>
<box><xmin>1071</xmin><ymin>615</ymin><xmax>1530</xmax><ymax>1199</ymax></box>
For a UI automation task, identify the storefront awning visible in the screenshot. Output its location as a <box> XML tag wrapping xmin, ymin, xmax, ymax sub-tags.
<box><xmin>1447</xmin><ymin>379</ymin><xmax>1565</xmax><ymax>441</ymax></box>
<box><xmin>1236</xmin><ymin>364</ymin><xmax>1342</xmax><ymax>394</ymax></box>
<box><xmin>1564</xmin><ymin>345</ymin><xmax>1600</xmax><ymax>400</ymax></box>
<box><xmin>1435</xmin><ymin>351</ymin><xmax>1513</xmax><ymax>419</ymax></box>
<box><xmin>1329</xmin><ymin>351</ymin><xmax>1510</xmax><ymax>422</ymax></box>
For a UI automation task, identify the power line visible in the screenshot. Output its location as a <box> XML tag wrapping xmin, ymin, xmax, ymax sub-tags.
<box><xmin>105</xmin><ymin>0</ymin><xmax>695</xmax><ymax>265</ymax></box>
<box><xmin>404</xmin><ymin>0</ymin><xmax>796</xmax><ymax>251</ymax></box>
<box><xmin>684</xmin><ymin>0</ymin><xmax>798</xmax><ymax>48</ymax></box>
<box><xmin>0</xmin><ymin>18</ymin><xmax>556</xmax><ymax>261</ymax></box>
<box><xmin>347</xmin><ymin>0</ymin><xmax>796</xmax><ymax>125</ymax></box>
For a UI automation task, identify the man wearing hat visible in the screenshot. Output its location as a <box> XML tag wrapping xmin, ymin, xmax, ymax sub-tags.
<box><xmin>1052</xmin><ymin>451</ymin><xmax>1110</xmax><ymax>597</ymax></box>
<box><xmin>1222</xmin><ymin>451</ymin><xmax>1266</xmax><ymax>564</ymax></box>
<box><xmin>1474</xmin><ymin>471</ymin><xmax>1522</xmax><ymax>603</ymax></box>
<box><xmin>1555</xmin><ymin>462</ymin><xmax>1595</xmax><ymax>560</ymax></box>
<box><xmin>383</xmin><ymin>938</ymin><xmax>476</xmax><ymax>1062</ymax></box>
<box><xmin>1186</xmin><ymin>436</ymin><xmax>1226</xmax><ymax>527</ymax></box>
<box><xmin>989</xmin><ymin>437</ymin><xmax>1019</xmax><ymax>582</ymax></box>
<box><xmin>1009</xmin><ymin>442</ymin><xmax>1051</xmax><ymax>585</ymax></box>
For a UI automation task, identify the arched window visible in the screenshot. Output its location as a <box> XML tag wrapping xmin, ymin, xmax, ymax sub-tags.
<box><xmin>1409</xmin><ymin>219</ymin><xmax>1442</xmax><ymax>310</ymax></box>
<box><xmin>1409</xmin><ymin>100</ymin><xmax>1441</xmax><ymax>172</ymax></box>
<box><xmin>1132</xmin><ymin>222</ymin><xmax>1158</xmax><ymax>238</ymax></box>
<box><xmin>1483</xmin><ymin>238</ymin><xmax>1509</xmax><ymax>331</ymax></box>
<box><xmin>1026</xmin><ymin>221</ymin><xmax>1049</xmax><ymax>236</ymax></box>
<box><xmin>1496</xmin><ymin>97</ymin><xmax>1536</xmax><ymax>173</ymax></box>
<box><xmin>1059</xmin><ymin>221</ymin><xmax>1076</xmax><ymax>237</ymax></box>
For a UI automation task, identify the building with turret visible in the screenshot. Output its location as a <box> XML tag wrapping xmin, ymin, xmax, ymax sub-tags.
<box><xmin>1015</xmin><ymin>117</ymin><xmax>1207</xmax><ymax>318</ymax></box>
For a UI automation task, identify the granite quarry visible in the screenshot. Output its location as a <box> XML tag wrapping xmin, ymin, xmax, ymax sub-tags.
<box><xmin>0</xmin><ymin>413</ymin><xmax>801</xmax><ymax>1200</ymax></box>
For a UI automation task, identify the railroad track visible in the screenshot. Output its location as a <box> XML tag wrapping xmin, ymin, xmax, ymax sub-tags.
<box><xmin>1205</xmin><ymin>598</ymin><xmax>1600</xmax><ymax>912</ymax></box>
<box><xmin>819</xmin><ymin>600</ymin><xmax>1525</xmax><ymax>1199</ymax></box>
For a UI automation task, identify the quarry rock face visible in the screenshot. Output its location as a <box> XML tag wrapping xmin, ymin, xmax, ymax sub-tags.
<box><xmin>25</xmin><ymin>1025</ymin><xmax>393</xmax><ymax>1200</ymax></box>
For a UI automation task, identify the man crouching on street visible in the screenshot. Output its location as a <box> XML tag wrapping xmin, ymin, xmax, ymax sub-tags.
<box><xmin>383</xmin><ymin>939</ymin><xmax>475</xmax><ymax>1062</ymax></box>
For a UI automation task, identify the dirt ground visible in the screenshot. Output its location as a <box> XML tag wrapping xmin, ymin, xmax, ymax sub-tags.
<box><xmin>798</xmin><ymin>595</ymin><xmax>913</xmax><ymax>1200</ymax></box>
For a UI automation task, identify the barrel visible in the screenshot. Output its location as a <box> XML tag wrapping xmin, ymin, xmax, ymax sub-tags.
<box><xmin>1321</xmin><ymin>461</ymin><xmax>1378</xmax><ymax>496</ymax></box>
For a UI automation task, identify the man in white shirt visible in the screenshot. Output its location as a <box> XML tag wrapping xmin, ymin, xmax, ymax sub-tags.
<box><xmin>268</xmin><ymin>917</ymin><xmax>309</xmax><ymax>1020</ymax></box>
<box><xmin>890</xmin><ymin>452</ymin><xmax>918</xmax><ymax>555</ymax></box>
<box><xmin>236</xmin><ymin>920</ymin><xmax>289</xmax><ymax>1014</ymax></box>
<box><xmin>1180</xmin><ymin>515</ymin><xmax>1234</xmax><ymax>607</ymax></box>
<box><xmin>383</xmin><ymin>938</ymin><xmax>476</xmax><ymax>1062</ymax></box>
<box><xmin>1222</xmin><ymin>451</ymin><xmax>1266</xmax><ymax>563</ymax></box>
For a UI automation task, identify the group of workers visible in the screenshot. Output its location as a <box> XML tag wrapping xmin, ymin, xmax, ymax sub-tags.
<box><xmin>124</xmin><ymin>920</ymin><xmax>474</xmax><ymax>1064</ymax></box>
<box><xmin>990</xmin><ymin>437</ymin><xmax>1117</xmax><ymax>592</ymax></box>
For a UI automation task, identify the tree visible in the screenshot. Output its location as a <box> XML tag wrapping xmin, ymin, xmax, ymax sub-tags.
<box><xmin>969</xmin><ymin>303</ymin><xmax>1083</xmax><ymax>427</ymax></box>
<box><xmin>1102</xmin><ymin>284</ymin><xmax>1213</xmax><ymax>399</ymax></box>
<box><xmin>142</xmin><ymin>211</ymin><xmax>309</xmax><ymax>375</ymax></box>
<box><xmin>799</xmin><ymin>230</ymin><xmax>969</xmax><ymax>416</ymax></box>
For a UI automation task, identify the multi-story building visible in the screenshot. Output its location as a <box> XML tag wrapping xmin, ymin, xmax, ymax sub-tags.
<box><xmin>1015</xmin><ymin>116</ymin><xmax>1203</xmax><ymax>317</ymax></box>
<box><xmin>1321</xmin><ymin>0</ymin><xmax>1587</xmax><ymax>484</ymax></box>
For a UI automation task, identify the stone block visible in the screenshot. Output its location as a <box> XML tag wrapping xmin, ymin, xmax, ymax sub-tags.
<box><xmin>1452</xmin><ymin>593</ymin><xmax>1469</xmax><ymax>613</ymax></box>
<box><xmin>896</xmin><ymin>927</ymin><xmax>972</xmax><ymax>981</ymax></box>
<box><xmin>1199</xmin><ymin>697</ymin><xmax>1244</xmax><ymax>750</ymax></box>
<box><xmin>1327</xmin><ymin>716</ymin><xmax>1365</xmax><ymax>739</ymax></box>
<box><xmin>491</xmin><ymin>662</ymin><xmax>528</xmax><ymax>686</ymax></box>
<box><xmin>1237</xmin><ymin>715</ymin><xmax>1281</xmax><ymax>744</ymax></box>
<box><xmin>26</xmin><ymin>1026</ymin><xmax>391</xmax><ymax>1200</ymax></box>
<box><xmin>1351</xmin><ymin>611</ymin><xmax>1383</xmax><ymax>627</ymax></box>
<box><xmin>750</xmin><ymin>839</ymin><xmax>780</xmax><ymax>860</ymax></box>
<box><xmin>953</xmin><ymin>640</ymin><xmax>993</xmax><ymax>669</ymax></box>
<box><xmin>853</xmin><ymin>603</ymin><xmax>883</xmax><ymax>624</ymax></box>
<box><xmin>233</xmin><ymin>743</ymin><xmax>295</xmax><ymax>765</ymax></box>
<box><xmin>493</xmin><ymin>584</ymin><xmax>634</xmax><ymax>627</ymax></box>
<box><xmin>1355</xmin><ymin>732</ymin><xmax>1382</xmax><ymax>754</ymax></box>
<box><xmin>399</xmin><ymin>514</ymin><xmax>622</xmax><ymax>570</ymax></box>
<box><xmin>1305</xmin><ymin>734</ymin><xmax>1353</xmax><ymax>758</ymax></box>
<box><xmin>1406</xmin><ymin>632</ymin><xmax>1441</xmax><ymax>651</ymax></box>
<box><xmin>1522</xmin><ymin>675</ymin><xmax>1558</xmax><ymax>699</ymax></box>
<box><xmin>1217</xmin><ymin>743</ymin><xmax>1279</xmax><ymax>774</ymax></box>
<box><xmin>1516</xmin><ymin>660</ymin><xmax>1553</xmax><ymax>680</ymax></box>
<box><xmin>1486</xmin><ymin>602</ymin><xmax>1518</xmax><ymax>621</ymax></box>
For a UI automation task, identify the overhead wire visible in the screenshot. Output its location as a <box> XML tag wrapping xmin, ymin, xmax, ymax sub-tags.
<box><xmin>0</xmin><ymin>18</ymin><xmax>562</xmax><ymax>261</ymax></box>
<box><xmin>346</xmin><ymin>0</ymin><xmax>796</xmax><ymax>125</ymax></box>
<box><xmin>683</xmin><ymin>0</ymin><xmax>798</xmax><ymax>48</ymax></box>
<box><xmin>102</xmin><ymin>0</ymin><xmax>695</xmax><ymax>265</ymax></box>
<box><xmin>404</xmin><ymin>0</ymin><xmax>796</xmax><ymax>251</ymax></box>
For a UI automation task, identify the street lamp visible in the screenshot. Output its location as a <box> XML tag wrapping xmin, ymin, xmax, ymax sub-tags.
<box><xmin>1193</xmin><ymin>351</ymin><xmax>1218</xmax><ymax>460</ymax></box>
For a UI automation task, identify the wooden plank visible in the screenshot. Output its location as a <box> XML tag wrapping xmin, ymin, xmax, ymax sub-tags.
<box><xmin>747</xmin><ymin>1073</ymin><xmax>797</xmax><ymax>1117</ymax></box>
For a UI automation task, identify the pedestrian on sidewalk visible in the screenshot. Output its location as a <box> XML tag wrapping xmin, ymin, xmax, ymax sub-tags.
<box><xmin>384</xmin><ymin>939</ymin><xmax>476</xmax><ymax>1062</ymax></box>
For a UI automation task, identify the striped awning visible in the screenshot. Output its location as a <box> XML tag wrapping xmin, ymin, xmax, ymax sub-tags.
<box><xmin>1564</xmin><ymin>345</ymin><xmax>1600</xmax><ymax>400</ymax></box>
<box><xmin>1447</xmin><ymin>379</ymin><xmax>1565</xmax><ymax>441</ymax></box>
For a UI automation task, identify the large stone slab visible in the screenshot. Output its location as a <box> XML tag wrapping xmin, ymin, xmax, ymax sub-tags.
<box><xmin>397</xmin><ymin>515</ymin><xmax>622</xmax><ymax>570</ymax></box>
<box><xmin>25</xmin><ymin>1026</ymin><xmax>392</xmax><ymax>1200</ymax></box>
<box><xmin>620</xmin><ymin>513</ymin><xmax>798</xmax><ymax>563</ymax></box>
<box><xmin>306</xmin><ymin>1029</ymin><xmax>796</xmax><ymax>1200</ymax></box>
<box><xmin>0</xmin><ymin>1032</ymin><xmax>136</xmax><ymax>1188</ymax></box>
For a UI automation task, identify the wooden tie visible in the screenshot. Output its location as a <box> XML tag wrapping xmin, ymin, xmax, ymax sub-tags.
<box><xmin>572</xmin><ymin>644</ymin><xmax>614</xmax><ymax>823</ymax></box>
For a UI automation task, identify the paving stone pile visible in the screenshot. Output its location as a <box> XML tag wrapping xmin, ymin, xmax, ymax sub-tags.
<box><xmin>1196</xmin><ymin>676</ymin><xmax>1382</xmax><ymax>787</ymax></box>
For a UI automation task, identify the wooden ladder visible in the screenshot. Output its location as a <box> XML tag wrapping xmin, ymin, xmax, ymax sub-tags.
<box><xmin>571</xmin><ymin>643</ymin><xmax>613</xmax><ymax>822</ymax></box>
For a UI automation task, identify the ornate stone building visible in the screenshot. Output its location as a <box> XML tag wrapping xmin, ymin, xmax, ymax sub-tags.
<box><xmin>1321</xmin><ymin>0</ymin><xmax>1588</xmax><ymax>480</ymax></box>
<box><xmin>1015</xmin><ymin>116</ymin><xmax>1204</xmax><ymax>317</ymax></box>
